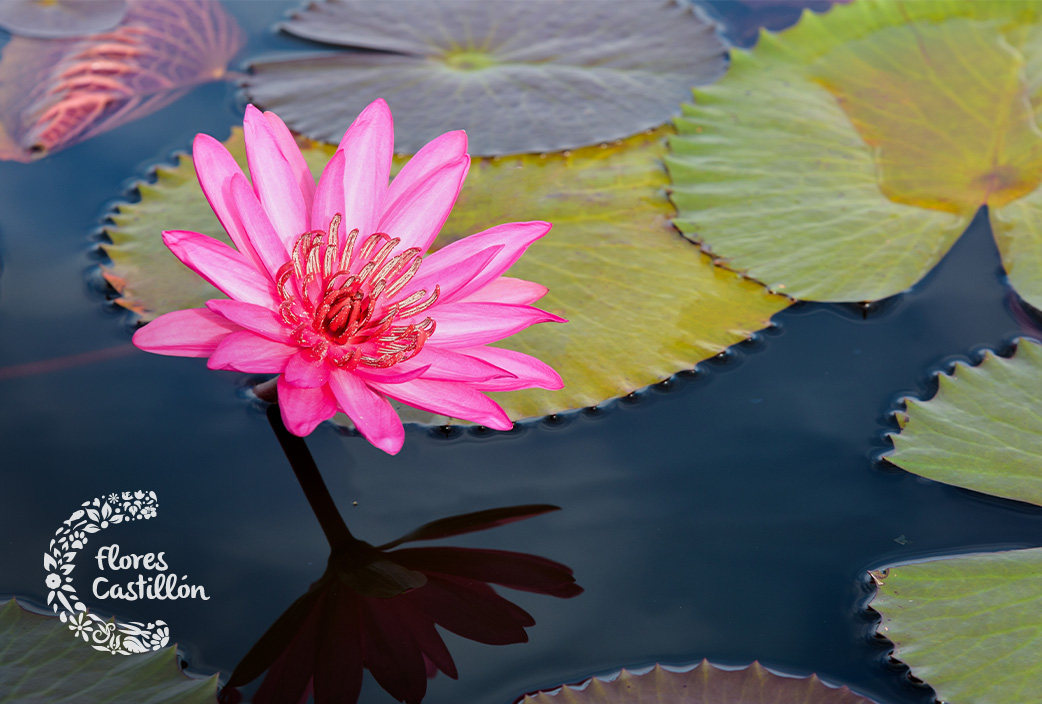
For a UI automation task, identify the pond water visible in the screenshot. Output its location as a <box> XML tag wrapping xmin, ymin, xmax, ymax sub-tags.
<box><xmin>2</xmin><ymin>2</ymin><xmax>1041</xmax><ymax>703</ymax></box>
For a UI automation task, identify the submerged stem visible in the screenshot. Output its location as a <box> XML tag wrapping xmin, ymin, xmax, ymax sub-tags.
<box><xmin>266</xmin><ymin>404</ymin><xmax>355</xmax><ymax>551</ymax></box>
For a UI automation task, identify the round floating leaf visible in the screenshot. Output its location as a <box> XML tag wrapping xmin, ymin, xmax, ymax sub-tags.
<box><xmin>103</xmin><ymin>128</ymin><xmax>786</xmax><ymax>421</ymax></box>
<box><xmin>0</xmin><ymin>599</ymin><xmax>217</xmax><ymax>703</ymax></box>
<box><xmin>0</xmin><ymin>0</ymin><xmax>126</xmax><ymax>39</ymax></box>
<box><xmin>872</xmin><ymin>549</ymin><xmax>1042</xmax><ymax>704</ymax></box>
<box><xmin>0</xmin><ymin>0</ymin><xmax>243</xmax><ymax>163</ymax></box>
<box><xmin>886</xmin><ymin>338</ymin><xmax>1042</xmax><ymax>508</ymax></box>
<box><xmin>668</xmin><ymin>0</ymin><xmax>1042</xmax><ymax>305</ymax></box>
<box><xmin>244</xmin><ymin>0</ymin><xmax>727</xmax><ymax>156</ymax></box>
<box><xmin>518</xmin><ymin>660</ymin><xmax>878</xmax><ymax>703</ymax></box>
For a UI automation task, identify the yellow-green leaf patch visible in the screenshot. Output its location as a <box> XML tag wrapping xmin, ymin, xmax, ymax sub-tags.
<box><xmin>668</xmin><ymin>0</ymin><xmax>1042</xmax><ymax>305</ymax></box>
<box><xmin>886</xmin><ymin>338</ymin><xmax>1042</xmax><ymax>508</ymax></box>
<box><xmin>0</xmin><ymin>599</ymin><xmax>218</xmax><ymax>703</ymax></box>
<box><xmin>873</xmin><ymin>550</ymin><xmax>1042</xmax><ymax>704</ymax></box>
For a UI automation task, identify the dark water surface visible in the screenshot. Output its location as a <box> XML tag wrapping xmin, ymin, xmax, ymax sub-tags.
<box><xmin>2</xmin><ymin>2</ymin><xmax>1041</xmax><ymax>703</ymax></box>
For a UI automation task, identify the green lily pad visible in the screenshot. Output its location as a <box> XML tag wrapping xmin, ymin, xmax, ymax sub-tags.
<box><xmin>103</xmin><ymin>128</ymin><xmax>787</xmax><ymax>421</ymax></box>
<box><xmin>244</xmin><ymin>0</ymin><xmax>727</xmax><ymax>156</ymax></box>
<box><xmin>518</xmin><ymin>660</ymin><xmax>878</xmax><ymax>703</ymax></box>
<box><xmin>0</xmin><ymin>599</ymin><xmax>217</xmax><ymax>703</ymax></box>
<box><xmin>668</xmin><ymin>0</ymin><xmax>1042</xmax><ymax>306</ymax></box>
<box><xmin>876</xmin><ymin>339</ymin><xmax>1042</xmax><ymax>701</ymax></box>
<box><xmin>886</xmin><ymin>338</ymin><xmax>1042</xmax><ymax>508</ymax></box>
<box><xmin>872</xmin><ymin>549</ymin><xmax>1042</xmax><ymax>704</ymax></box>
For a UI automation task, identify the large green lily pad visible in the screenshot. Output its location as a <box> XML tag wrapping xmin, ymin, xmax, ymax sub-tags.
<box><xmin>872</xmin><ymin>549</ymin><xmax>1042</xmax><ymax>704</ymax></box>
<box><xmin>103</xmin><ymin>128</ymin><xmax>787</xmax><ymax>421</ymax></box>
<box><xmin>0</xmin><ymin>599</ymin><xmax>217</xmax><ymax>703</ymax></box>
<box><xmin>875</xmin><ymin>337</ymin><xmax>1042</xmax><ymax>701</ymax></box>
<box><xmin>668</xmin><ymin>0</ymin><xmax>1042</xmax><ymax>306</ymax></box>
<box><xmin>518</xmin><ymin>660</ymin><xmax>878</xmax><ymax>703</ymax></box>
<box><xmin>244</xmin><ymin>0</ymin><xmax>727</xmax><ymax>156</ymax></box>
<box><xmin>886</xmin><ymin>338</ymin><xmax>1042</xmax><ymax>508</ymax></box>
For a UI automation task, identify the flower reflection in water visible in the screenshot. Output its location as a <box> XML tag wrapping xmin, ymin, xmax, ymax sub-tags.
<box><xmin>221</xmin><ymin>406</ymin><xmax>582</xmax><ymax>704</ymax></box>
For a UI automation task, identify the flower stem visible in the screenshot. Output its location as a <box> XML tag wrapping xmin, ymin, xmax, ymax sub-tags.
<box><xmin>266</xmin><ymin>404</ymin><xmax>355</xmax><ymax>550</ymax></box>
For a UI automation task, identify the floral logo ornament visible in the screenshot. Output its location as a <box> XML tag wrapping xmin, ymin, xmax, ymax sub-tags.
<box><xmin>133</xmin><ymin>99</ymin><xmax>566</xmax><ymax>454</ymax></box>
<box><xmin>44</xmin><ymin>490</ymin><xmax>169</xmax><ymax>654</ymax></box>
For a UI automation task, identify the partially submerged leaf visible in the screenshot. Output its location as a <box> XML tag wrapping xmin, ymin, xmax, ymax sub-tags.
<box><xmin>886</xmin><ymin>338</ymin><xmax>1042</xmax><ymax>508</ymax></box>
<box><xmin>0</xmin><ymin>0</ymin><xmax>126</xmax><ymax>39</ymax></box>
<box><xmin>245</xmin><ymin>0</ymin><xmax>727</xmax><ymax>156</ymax></box>
<box><xmin>0</xmin><ymin>0</ymin><xmax>243</xmax><ymax>162</ymax></box>
<box><xmin>873</xmin><ymin>549</ymin><xmax>1042</xmax><ymax>704</ymax></box>
<box><xmin>0</xmin><ymin>599</ymin><xmax>217</xmax><ymax>703</ymax></box>
<box><xmin>518</xmin><ymin>660</ymin><xmax>878</xmax><ymax>702</ymax></box>
<box><xmin>103</xmin><ymin>128</ymin><xmax>787</xmax><ymax>420</ymax></box>
<box><xmin>668</xmin><ymin>0</ymin><xmax>1042</xmax><ymax>305</ymax></box>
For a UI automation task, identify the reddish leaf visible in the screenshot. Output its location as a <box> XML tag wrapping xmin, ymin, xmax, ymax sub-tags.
<box><xmin>0</xmin><ymin>0</ymin><xmax>242</xmax><ymax>162</ymax></box>
<box><xmin>519</xmin><ymin>661</ymin><xmax>880</xmax><ymax>703</ymax></box>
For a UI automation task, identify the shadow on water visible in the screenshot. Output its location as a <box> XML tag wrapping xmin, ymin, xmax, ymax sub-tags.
<box><xmin>217</xmin><ymin>406</ymin><xmax>581</xmax><ymax>704</ymax></box>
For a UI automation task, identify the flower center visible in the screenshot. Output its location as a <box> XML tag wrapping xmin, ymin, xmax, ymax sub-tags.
<box><xmin>275</xmin><ymin>214</ymin><xmax>439</xmax><ymax>370</ymax></box>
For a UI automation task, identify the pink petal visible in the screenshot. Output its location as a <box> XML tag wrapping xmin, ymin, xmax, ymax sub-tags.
<box><xmin>328</xmin><ymin>370</ymin><xmax>405</xmax><ymax>455</ymax></box>
<box><xmin>284</xmin><ymin>350</ymin><xmax>331</xmax><ymax>388</ymax></box>
<box><xmin>332</xmin><ymin>99</ymin><xmax>394</xmax><ymax>241</ymax></box>
<box><xmin>208</xmin><ymin>331</ymin><xmax>297</xmax><ymax>372</ymax></box>
<box><xmin>243</xmin><ymin>105</ymin><xmax>308</xmax><ymax>250</ymax></box>
<box><xmin>370</xmin><ymin>378</ymin><xmax>512</xmax><ymax>430</ymax></box>
<box><xmin>229</xmin><ymin>172</ymin><xmax>291</xmax><ymax>280</ymax></box>
<box><xmin>132</xmin><ymin>308</ymin><xmax>241</xmax><ymax>357</ymax></box>
<box><xmin>419</xmin><ymin>221</ymin><xmax>551</xmax><ymax>304</ymax></box>
<box><xmin>399</xmin><ymin>246</ymin><xmax>502</xmax><ymax>308</ymax></box>
<box><xmin>310</xmin><ymin>148</ymin><xmax>346</xmax><ymax>236</ymax></box>
<box><xmin>277</xmin><ymin>377</ymin><xmax>337</xmax><ymax>436</ymax></box>
<box><xmin>377</xmin><ymin>155</ymin><xmax>469</xmax><ymax>253</ymax></box>
<box><xmin>384</xmin><ymin>130</ymin><xmax>467</xmax><ymax>209</ymax></box>
<box><xmin>352</xmin><ymin>364</ymin><xmax>432</xmax><ymax>385</ymax></box>
<box><xmin>205</xmin><ymin>299</ymin><xmax>292</xmax><ymax>343</ymax></box>
<box><xmin>363</xmin><ymin>346</ymin><xmax>513</xmax><ymax>384</ymax></box>
<box><xmin>457</xmin><ymin>277</ymin><xmax>548</xmax><ymax>305</ymax></box>
<box><xmin>418</xmin><ymin>302</ymin><xmax>565</xmax><ymax>348</ymax></box>
<box><xmin>192</xmin><ymin>133</ymin><xmax>263</xmax><ymax>269</ymax></box>
<box><xmin>458</xmin><ymin>346</ymin><xmax>563</xmax><ymax>391</ymax></box>
<box><xmin>264</xmin><ymin>110</ymin><xmax>316</xmax><ymax>214</ymax></box>
<box><xmin>161</xmin><ymin>230</ymin><xmax>277</xmax><ymax>306</ymax></box>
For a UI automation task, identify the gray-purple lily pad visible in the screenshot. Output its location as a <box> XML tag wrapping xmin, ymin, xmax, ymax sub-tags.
<box><xmin>518</xmin><ymin>660</ymin><xmax>880</xmax><ymax>703</ymax></box>
<box><xmin>244</xmin><ymin>0</ymin><xmax>727</xmax><ymax>155</ymax></box>
<box><xmin>0</xmin><ymin>0</ymin><xmax>126</xmax><ymax>39</ymax></box>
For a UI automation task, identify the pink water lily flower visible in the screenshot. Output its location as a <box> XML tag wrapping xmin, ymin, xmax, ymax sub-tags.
<box><xmin>133</xmin><ymin>100</ymin><xmax>564</xmax><ymax>454</ymax></box>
